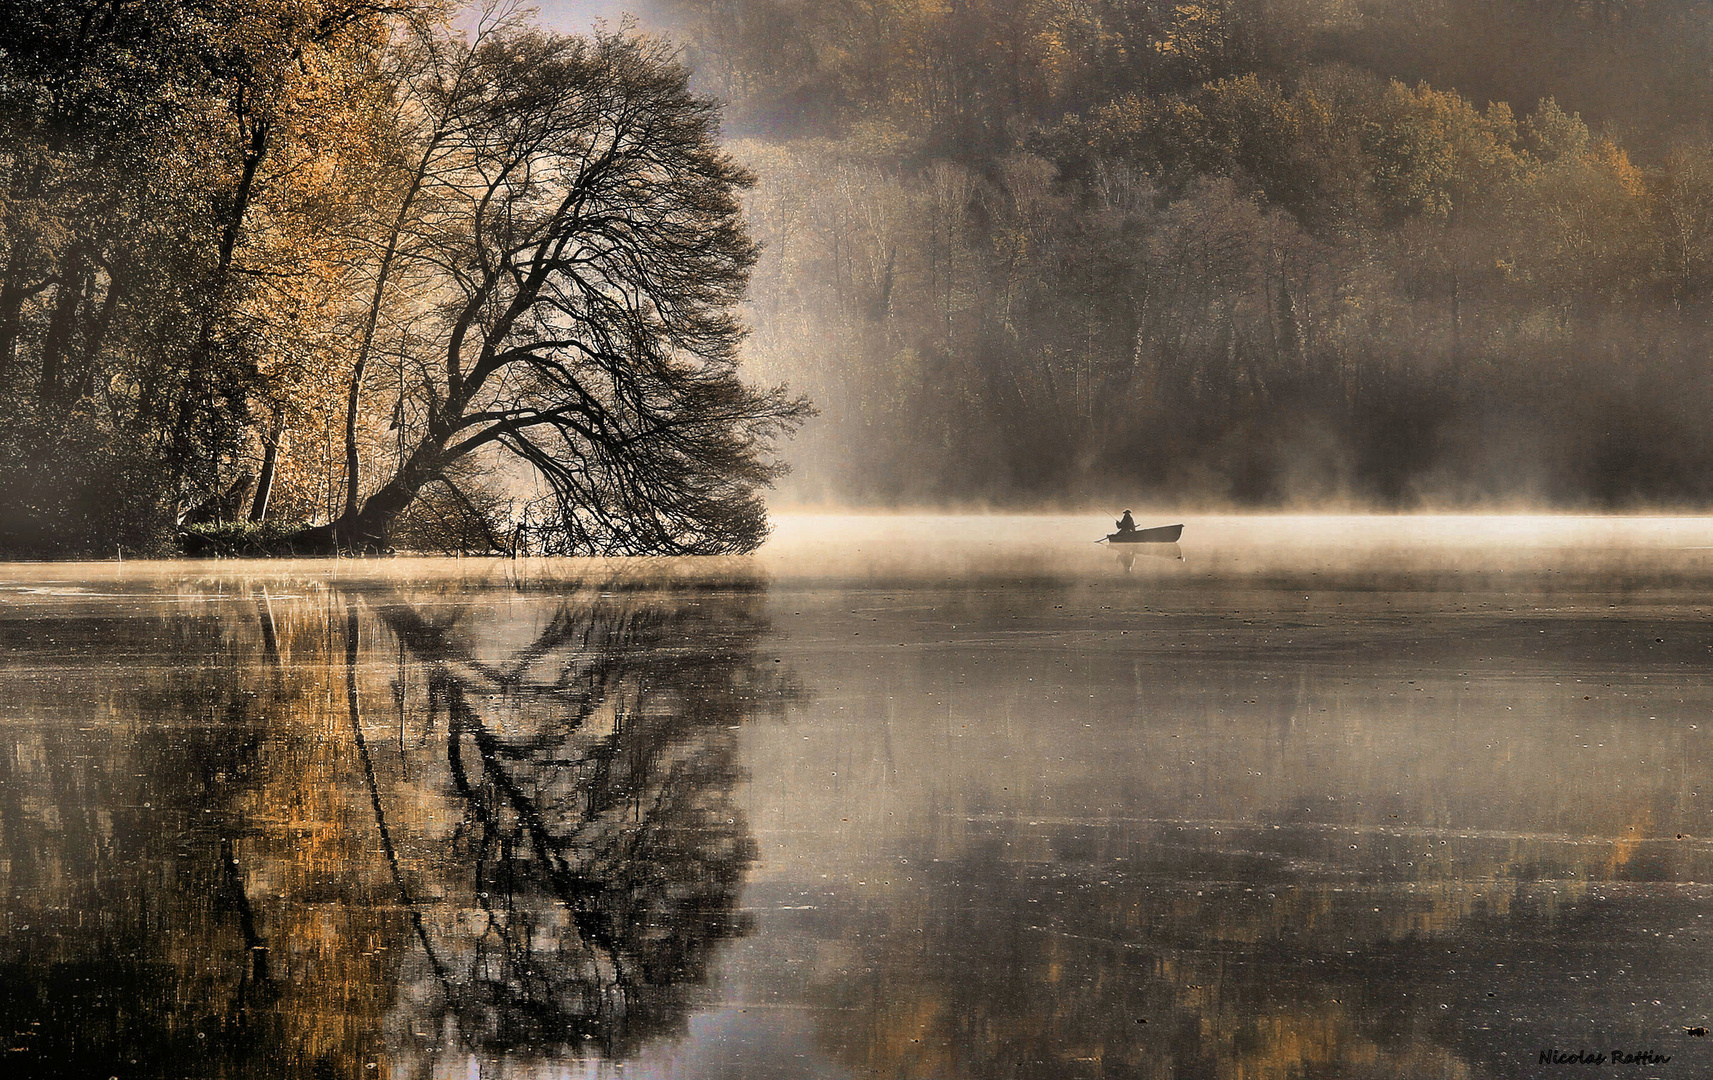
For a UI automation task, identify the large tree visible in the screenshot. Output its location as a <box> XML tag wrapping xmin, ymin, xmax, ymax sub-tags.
<box><xmin>298</xmin><ymin>23</ymin><xmax>808</xmax><ymax>555</ymax></box>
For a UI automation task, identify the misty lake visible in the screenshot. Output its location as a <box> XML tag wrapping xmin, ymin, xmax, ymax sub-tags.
<box><xmin>2</xmin><ymin>514</ymin><xmax>1711</xmax><ymax>1079</ymax></box>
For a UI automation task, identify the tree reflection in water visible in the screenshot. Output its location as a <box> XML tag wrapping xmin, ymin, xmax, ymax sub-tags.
<box><xmin>361</xmin><ymin>582</ymin><xmax>776</xmax><ymax>1061</ymax></box>
<box><xmin>0</xmin><ymin>569</ymin><xmax>792</xmax><ymax>1078</ymax></box>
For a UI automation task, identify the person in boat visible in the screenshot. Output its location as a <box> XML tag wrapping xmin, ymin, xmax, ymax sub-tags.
<box><xmin>1116</xmin><ymin>509</ymin><xmax>1137</xmax><ymax>534</ymax></box>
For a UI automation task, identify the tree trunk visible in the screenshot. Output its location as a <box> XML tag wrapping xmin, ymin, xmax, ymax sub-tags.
<box><xmin>249</xmin><ymin>403</ymin><xmax>286</xmax><ymax>522</ymax></box>
<box><xmin>170</xmin><ymin>115</ymin><xmax>271</xmax><ymax>490</ymax></box>
<box><xmin>38</xmin><ymin>244</ymin><xmax>92</xmax><ymax>408</ymax></box>
<box><xmin>287</xmin><ymin>437</ymin><xmax>446</xmax><ymax>553</ymax></box>
<box><xmin>343</xmin><ymin>133</ymin><xmax>441</xmax><ymax>521</ymax></box>
<box><xmin>0</xmin><ymin>157</ymin><xmax>57</xmax><ymax>385</ymax></box>
<box><xmin>342</xmin><ymin>360</ymin><xmax>366</xmax><ymax>521</ymax></box>
<box><xmin>73</xmin><ymin>261</ymin><xmax>122</xmax><ymax>402</ymax></box>
<box><xmin>344</xmin><ymin>444</ymin><xmax>445</xmax><ymax>544</ymax></box>
<box><xmin>0</xmin><ymin>256</ymin><xmax>34</xmax><ymax>383</ymax></box>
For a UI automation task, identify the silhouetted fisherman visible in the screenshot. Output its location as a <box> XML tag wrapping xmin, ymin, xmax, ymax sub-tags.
<box><xmin>1116</xmin><ymin>509</ymin><xmax>1137</xmax><ymax>534</ymax></box>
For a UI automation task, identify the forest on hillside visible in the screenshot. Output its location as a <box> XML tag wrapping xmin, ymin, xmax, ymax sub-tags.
<box><xmin>0</xmin><ymin>0</ymin><xmax>803</xmax><ymax>556</ymax></box>
<box><xmin>6</xmin><ymin>0</ymin><xmax>1713</xmax><ymax>557</ymax></box>
<box><xmin>653</xmin><ymin>0</ymin><xmax>1713</xmax><ymax>507</ymax></box>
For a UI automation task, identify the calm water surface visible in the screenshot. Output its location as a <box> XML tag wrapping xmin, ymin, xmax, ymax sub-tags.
<box><xmin>2</xmin><ymin>515</ymin><xmax>1712</xmax><ymax>1079</ymax></box>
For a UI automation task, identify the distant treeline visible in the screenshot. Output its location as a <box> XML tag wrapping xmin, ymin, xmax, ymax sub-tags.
<box><xmin>0</xmin><ymin>0</ymin><xmax>801</xmax><ymax>556</ymax></box>
<box><xmin>657</xmin><ymin>0</ymin><xmax>1713</xmax><ymax>506</ymax></box>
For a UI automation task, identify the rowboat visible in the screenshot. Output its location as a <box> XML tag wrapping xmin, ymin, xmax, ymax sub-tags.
<box><xmin>1103</xmin><ymin>523</ymin><xmax>1183</xmax><ymax>544</ymax></box>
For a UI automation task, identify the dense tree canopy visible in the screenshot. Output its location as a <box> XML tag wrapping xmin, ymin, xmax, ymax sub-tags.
<box><xmin>655</xmin><ymin>0</ymin><xmax>1713</xmax><ymax>508</ymax></box>
<box><xmin>9</xmin><ymin>0</ymin><xmax>1713</xmax><ymax>545</ymax></box>
<box><xmin>0</xmin><ymin>1</ymin><xmax>804</xmax><ymax>555</ymax></box>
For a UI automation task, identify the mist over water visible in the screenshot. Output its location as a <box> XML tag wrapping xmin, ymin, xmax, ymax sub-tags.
<box><xmin>1</xmin><ymin>514</ymin><xmax>1710</xmax><ymax>1078</ymax></box>
<box><xmin>4</xmin><ymin>0</ymin><xmax>1709</xmax><ymax>1071</ymax></box>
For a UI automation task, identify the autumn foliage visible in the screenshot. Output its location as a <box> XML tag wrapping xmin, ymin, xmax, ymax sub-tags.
<box><xmin>0</xmin><ymin>1</ymin><xmax>805</xmax><ymax>555</ymax></box>
<box><xmin>662</xmin><ymin>0</ymin><xmax>1713</xmax><ymax>507</ymax></box>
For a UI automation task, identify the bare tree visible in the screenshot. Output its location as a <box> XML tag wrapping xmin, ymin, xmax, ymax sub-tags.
<box><xmin>297</xmin><ymin>25</ymin><xmax>808</xmax><ymax>554</ymax></box>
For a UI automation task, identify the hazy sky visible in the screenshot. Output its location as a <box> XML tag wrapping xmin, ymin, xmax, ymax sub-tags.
<box><xmin>531</xmin><ymin>0</ymin><xmax>659</xmax><ymax>32</ymax></box>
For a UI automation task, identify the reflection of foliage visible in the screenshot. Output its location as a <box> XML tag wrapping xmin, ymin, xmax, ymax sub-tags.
<box><xmin>0</xmin><ymin>571</ymin><xmax>792</xmax><ymax>1077</ymax></box>
<box><xmin>806</xmin><ymin>811</ymin><xmax>1713</xmax><ymax>1080</ymax></box>
<box><xmin>0</xmin><ymin>602</ymin><xmax>312</xmax><ymax>1077</ymax></box>
<box><xmin>366</xmin><ymin>580</ymin><xmax>786</xmax><ymax>1058</ymax></box>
